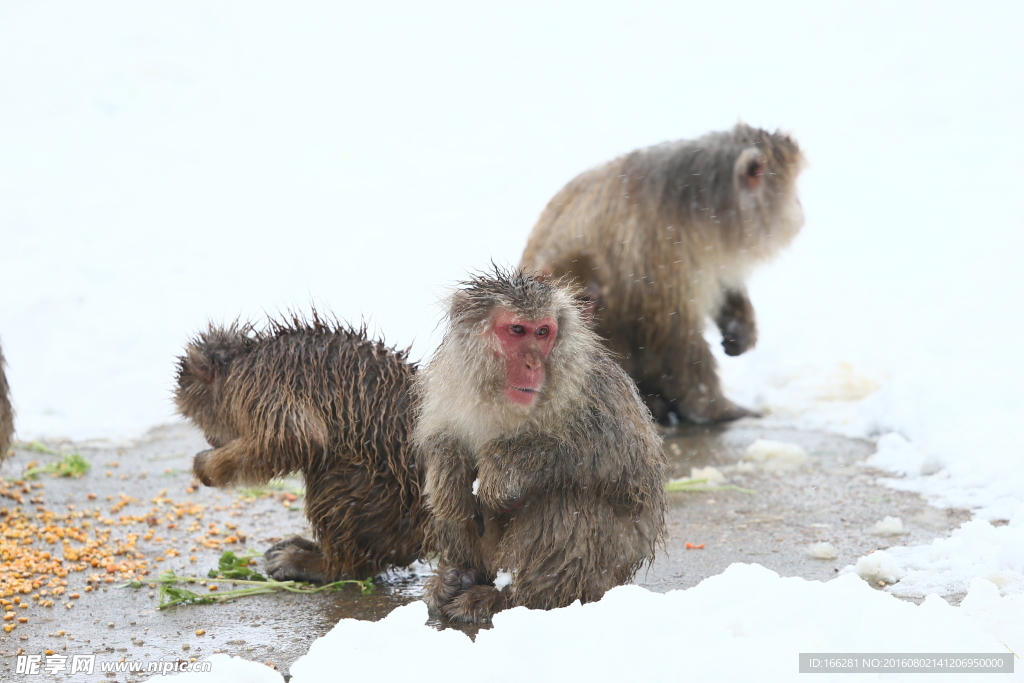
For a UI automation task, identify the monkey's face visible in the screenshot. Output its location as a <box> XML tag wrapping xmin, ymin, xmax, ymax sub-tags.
<box><xmin>490</xmin><ymin>309</ymin><xmax>558</xmax><ymax>408</ymax></box>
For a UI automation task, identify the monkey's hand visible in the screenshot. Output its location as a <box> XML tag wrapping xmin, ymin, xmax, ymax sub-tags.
<box><xmin>474</xmin><ymin>466</ymin><xmax>523</xmax><ymax>512</ymax></box>
<box><xmin>715</xmin><ymin>289</ymin><xmax>758</xmax><ymax>356</ymax></box>
<box><xmin>475</xmin><ymin>435</ymin><xmax>563</xmax><ymax>510</ymax></box>
<box><xmin>191</xmin><ymin>438</ymin><xmax>281</xmax><ymax>488</ymax></box>
<box><xmin>191</xmin><ymin>449</ymin><xmax>215</xmax><ymax>487</ymax></box>
<box><xmin>720</xmin><ymin>318</ymin><xmax>756</xmax><ymax>356</ymax></box>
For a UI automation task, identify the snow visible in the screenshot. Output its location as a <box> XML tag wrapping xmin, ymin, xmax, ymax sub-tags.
<box><xmin>493</xmin><ymin>571</ymin><xmax>513</xmax><ymax>592</ymax></box>
<box><xmin>170</xmin><ymin>565</ymin><xmax>1024</xmax><ymax>683</ymax></box>
<box><xmin>858</xmin><ymin>520</ymin><xmax>1024</xmax><ymax>600</ymax></box>
<box><xmin>872</xmin><ymin>516</ymin><xmax>907</xmax><ymax>537</ymax></box>
<box><xmin>847</xmin><ymin>551</ymin><xmax>907</xmax><ymax>587</ymax></box>
<box><xmin>742</xmin><ymin>439</ymin><xmax>810</xmax><ymax>473</ymax></box>
<box><xmin>689</xmin><ymin>465</ymin><xmax>727</xmax><ymax>488</ymax></box>
<box><xmin>1</xmin><ymin>1</ymin><xmax>1022</xmax><ymax>681</ymax></box>
<box><xmin>805</xmin><ymin>542</ymin><xmax>839</xmax><ymax>560</ymax></box>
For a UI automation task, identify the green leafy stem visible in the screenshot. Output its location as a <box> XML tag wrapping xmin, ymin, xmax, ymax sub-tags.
<box><xmin>23</xmin><ymin>453</ymin><xmax>91</xmax><ymax>479</ymax></box>
<box><xmin>664</xmin><ymin>477</ymin><xmax>756</xmax><ymax>495</ymax></box>
<box><xmin>121</xmin><ymin>550</ymin><xmax>374</xmax><ymax>609</ymax></box>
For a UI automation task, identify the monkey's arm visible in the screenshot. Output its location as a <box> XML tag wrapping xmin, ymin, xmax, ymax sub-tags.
<box><xmin>420</xmin><ymin>434</ymin><xmax>478</xmax><ymax>523</ymax></box>
<box><xmin>475</xmin><ymin>434</ymin><xmax>585</xmax><ymax>510</ymax></box>
<box><xmin>192</xmin><ymin>404</ymin><xmax>329</xmax><ymax>488</ymax></box>
<box><xmin>714</xmin><ymin>288</ymin><xmax>758</xmax><ymax>356</ymax></box>
<box><xmin>192</xmin><ymin>438</ymin><xmax>295</xmax><ymax>488</ymax></box>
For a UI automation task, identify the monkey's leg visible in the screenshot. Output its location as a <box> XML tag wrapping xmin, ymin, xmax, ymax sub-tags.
<box><xmin>263</xmin><ymin>536</ymin><xmax>334</xmax><ymax>583</ymax></box>
<box><xmin>497</xmin><ymin>497</ymin><xmax>639</xmax><ymax>612</ymax></box>
<box><xmin>636</xmin><ymin>315</ymin><xmax>758</xmax><ymax>424</ymax></box>
<box><xmin>714</xmin><ymin>288</ymin><xmax>758</xmax><ymax>356</ymax></box>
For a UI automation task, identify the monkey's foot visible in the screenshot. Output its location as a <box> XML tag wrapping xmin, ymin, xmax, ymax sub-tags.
<box><xmin>264</xmin><ymin>536</ymin><xmax>332</xmax><ymax>583</ymax></box>
<box><xmin>650</xmin><ymin>396</ymin><xmax>761</xmax><ymax>425</ymax></box>
<box><xmin>705</xmin><ymin>401</ymin><xmax>762</xmax><ymax>422</ymax></box>
<box><xmin>423</xmin><ymin>566</ymin><xmax>484</xmax><ymax>609</ymax></box>
<box><xmin>441</xmin><ymin>585</ymin><xmax>506</xmax><ymax>624</ymax></box>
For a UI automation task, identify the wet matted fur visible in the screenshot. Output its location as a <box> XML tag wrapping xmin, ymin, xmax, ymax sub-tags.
<box><xmin>174</xmin><ymin>314</ymin><xmax>426</xmax><ymax>581</ymax></box>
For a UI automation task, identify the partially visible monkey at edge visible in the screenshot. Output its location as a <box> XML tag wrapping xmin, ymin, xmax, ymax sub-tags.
<box><xmin>520</xmin><ymin>123</ymin><xmax>806</xmax><ymax>424</ymax></box>
<box><xmin>415</xmin><ymin>267</ymin><xmax>667</xmax><ymax>623</ymax></box>
<box><xmin>174</xmin><ymin>315</ymin><xmax>427</xmax><ymax>582</ymax></box>
<box><xmin>0</xmin><ymin>341</ymin><xmax>13</xmax><ymax>461</ymax></box>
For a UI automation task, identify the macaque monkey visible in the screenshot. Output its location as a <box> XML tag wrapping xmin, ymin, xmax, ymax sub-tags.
<box><xmin>174</xmin><ymin>315</ymin><xmax>426</xmax><ymax>582</ymax></box>
<box><xmin>414</xmin><ymin>267</ymin><xmax>666</xmax><ymax>623</ymax></box>
<box><xmin>520</xmin><ymin>123</ymin><xmax>806</xmax><ymax>423</ymax></box>
<box><xmin>0</xmin><ymin>342</ymin><xmax>13</xmax><ymax>461</ymax></box>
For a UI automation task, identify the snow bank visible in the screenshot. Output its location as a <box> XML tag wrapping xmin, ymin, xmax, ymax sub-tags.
<box><xmin>164</xmin><ymin>564</ymin><xmax>1023</xmax><ymax>683</ymax></box>
<box><xmin>844</xmin><ymin>520</ymin><xmax>1024</xmax><ymax>600</ymax></box>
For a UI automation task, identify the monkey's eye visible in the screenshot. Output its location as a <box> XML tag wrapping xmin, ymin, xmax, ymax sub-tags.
<box><xmin>510</xmin><ymin>324</ymin><xmax>526</xmax><ymax>335</ymax></box>
<box><xmin>535</xmin><ymin>327</ymin><xmax>549</xmax><ymax>337</ymax></box>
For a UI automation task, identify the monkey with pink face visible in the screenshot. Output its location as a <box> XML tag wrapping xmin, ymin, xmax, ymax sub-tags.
<box><xmin>415</xmin><ymin>268</ymin><xmax>666</xmax><ymax>623</ymax></box>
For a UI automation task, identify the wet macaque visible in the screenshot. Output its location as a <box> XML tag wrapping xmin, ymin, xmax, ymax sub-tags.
<box><xmin>414</xmin><ymin>268</ymin><xmax>666</xmax><ymax>623</ymax></box>
<box><xmin>0</xmin><ymin>342</ymin><xmax>13</xmax><ymax>461</ymax></box>
<box><xmin>174</xmin><ymin>315</ymin><xmax>427</xmax><ymax>582</ymax></box>
<box><xmin>521</xmin><ymin>123</ymin><xmax>806</xmax><ymax>423</ymax></box>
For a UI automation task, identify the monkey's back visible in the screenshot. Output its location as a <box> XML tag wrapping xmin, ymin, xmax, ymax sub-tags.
<box><xmin>219</xmin><ymin>320</ymin><xmax>426</xmax><ymax>575</ymax></box>
<box><xmin>521</xmin><ymin>124</ymin><xmax>805</xmax><ymax>318</ymax></box>
<box><xmin>225</xmin><ymin>321</ymin><xmax>417</xmax><ymax>487</ymax></box>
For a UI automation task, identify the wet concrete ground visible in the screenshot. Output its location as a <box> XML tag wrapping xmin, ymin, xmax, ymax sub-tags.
<box><xmin>0</xmin><ymin>421</ymin><xmax>970</xmax><ymax>681</ymax></box>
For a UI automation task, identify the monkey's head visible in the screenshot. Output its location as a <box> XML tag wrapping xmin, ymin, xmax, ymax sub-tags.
<box><xmin>174</xmin><ymin>323</ymin><xmax>255</xmax><ymax>448</ymax></box>
<box><xmin>712</xmin><ymin>123</ymin><xmax>807</xmax><ymax>256</ymax></box>
<box><xmin>415</xmin><ymin>267</ymin><xmax>598</xmax><ymax>444</ymax></box>
<box><xmin>726</xmin><ymin>122</ymin><xmax>805</xmax><ymax>194</ymax></box>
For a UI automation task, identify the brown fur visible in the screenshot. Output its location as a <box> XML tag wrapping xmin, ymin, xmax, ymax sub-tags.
<box><xmin>520</xmin><ymin>123</ymin><xmax>806</xmax><ymax>423</ymax></box>
<box><xmin>414</xmin><ymin>268</ymin><xmax>667</xmax><ymax>623</ymax></box>
<box><xmin>0</xmin><ymin>342</ymin><xmax>13</xmax><ymax>462</ymax></box>
<box><xmin>173</xmin><ymin>314</ymin><xmax>427</xmax><ymax>581</ymax></box>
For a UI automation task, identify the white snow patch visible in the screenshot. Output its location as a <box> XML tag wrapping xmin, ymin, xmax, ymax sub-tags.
<box><xmin>471</xmin><ymin>478</ymin><xmax>479</xmax><ymax>496</ymax></box>
<box><xmin>668</xmin><ymin>466</ymin><xmax>728</xmax><ymax>490</ymax></box>
<box><xmin>872</xmin><ymin>515</ymin><xmax>907</xmax><ymax>536</ymax></box>
<box><xmin>805</xmin><ymin>542</ymin><xmax>838</xmax><ymax>560</ymax></box>
<box><xmin>845</xmin><ymin>550</ymin><xmax>906</xmax><ymax>586</ymax></box>
<box><xmin>741</xmin><ymin>439</ymin><xmax>808</xmax><ymax>472</ymax></box>
<box><xmin>689</xmin><ymin>466</ymin><xmax>727</xmax><ymax>487</ymax></box>
<box><xmin>494</xmin><ymin>571</ymin><xmax>513</xmax><ymax>592</ymax></box>
<box><xmin>881</xmin><ymin>520</ymin><xmax>1024</xmax><ymax>599</ymax></box>
<box><xmin>863</xmin><ymin>432</ymin><xmax>939</xmax><ymax>477</ymax></box>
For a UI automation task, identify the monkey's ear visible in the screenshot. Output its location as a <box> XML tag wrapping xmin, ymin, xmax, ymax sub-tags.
<box><xmin>186</xmin><ymin>347</ymin><xmax>217</xmax><ymax>385</ymax></box>
<box><xmin>736</xmin><ymin>147</ymin><xmax>767</xmax><ymax>191</ymax></box>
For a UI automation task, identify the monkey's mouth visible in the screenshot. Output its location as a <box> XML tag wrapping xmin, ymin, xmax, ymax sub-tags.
<box><xmin>506</xmin><ymin>385</ymin><xmax>541</xmax><ymax>406</ymax></box>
